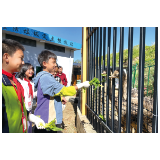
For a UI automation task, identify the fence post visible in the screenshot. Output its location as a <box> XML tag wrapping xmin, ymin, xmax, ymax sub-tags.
<box><xmin>111</xmin><ymin>27</ymin><xmax>117</xmax><ymax>131</ymax></box>
<box><xmin>137</xmin><ymin>27</ymin><xmax>146</xmax><ymax>133</ymax></box>
<box><xmin>106</xmin><ymin>27</ymin><xmax>111</xmax><ymax>126</ymax></box>
<box><xmin>126</xmin><ymin>27</ymin><xmax>133</xmax><ymax>133</ymax></box>
<box><xmin>152</xmin><ymin>27</ymin><xmax>158</xmax><ymax>133</ymax></box>
<box><xmin>118</xmin><ymin>27</ymin><xmax>124</xmax><ymax>133</ymax></box>
<box><xmin>81</xmin><ymin>27</ymin><xmax>87</xmax><ymax>115</ymax></box>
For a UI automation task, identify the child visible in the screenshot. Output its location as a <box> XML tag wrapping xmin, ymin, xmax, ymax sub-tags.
<box><xmin>51</xmin><ymin>63</ymin><xmax>62</xmax><ymax>83</ymax></box>
<box><xmin>51</xmin><ymin>63</ymin><xmax>67</xmax><ymax>111</ymax></box>
<box><xmin>2</xmin><ymin>39</ymin><xmax>45</xmax><ymax>133</ymax></box>
<box><xmin>32</xmin><ymin>50</ymin><xmax>90</xmax><ymax>133</ymax></box>
<box><xmin>56</xmin><ymin>66</ymin><xmax>68</xmax><ymax>86</ymax></box>
<box><xmin>17</xmin><ymin>63</ymin><xmax>37</xmax><ymax>133</ymax></box>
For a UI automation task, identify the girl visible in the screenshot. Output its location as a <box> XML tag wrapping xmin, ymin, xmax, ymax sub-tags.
<box><xmin>17</xmin><ymin>63</ymin><xmax>37</xmax><ymax>133</ymax></box>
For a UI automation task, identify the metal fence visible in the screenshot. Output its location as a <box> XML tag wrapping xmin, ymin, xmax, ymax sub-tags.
<box><xmin>132</xmin><ymin>61</ymin><xmax>155</xmax><ymax>97</ymax></box>
<box><xmin>83</xmin><ymin>27</ymin><xmax>158</xmax><ymax>133</ymax></box>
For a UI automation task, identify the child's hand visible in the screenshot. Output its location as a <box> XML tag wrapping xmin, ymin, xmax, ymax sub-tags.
<box><xmin>28</xmin><ymin>113</ymin><xmax>45</xmax><ymax>129</ymax></box>
<box><xmin>76</xmin><ymin>81</ymin><xmax>90</xmax><ymax>89</ymax></box>
<box><xmin>62</xmin><ymin>97</ymin><xmax>67</xmax><ymax>105</ymax></box>
<box><xmin>82</xmin><ymin>81</ymin><xmax>90</xmax><ymax>88</ymax></box>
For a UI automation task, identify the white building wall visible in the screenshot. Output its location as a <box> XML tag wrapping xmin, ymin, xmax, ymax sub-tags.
<box><xmin>2</xmin><ymin>33</ymin><xmax>74</xmax><ymax>86</ymax></box>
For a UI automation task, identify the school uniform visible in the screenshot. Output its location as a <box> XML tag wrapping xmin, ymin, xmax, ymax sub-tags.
<box><xmin>17</xmin><ymin>78</ymin><xmax>37</xmax><ymax>133</ymax></box>
<box><xmin>2</xmin><ymin>73</ymin><xmax>28</xmax><ymax>133</ymax></box>
<box><xmin>32</xmin><ymin>71</ymin><xmax>76</xmax><ymax>133</ymax></box>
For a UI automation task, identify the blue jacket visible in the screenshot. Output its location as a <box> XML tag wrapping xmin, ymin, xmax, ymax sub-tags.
<box><xmin>32</xmin><ymin>71</ymin><xmax>64</xmax><ymax>124</ymax></box>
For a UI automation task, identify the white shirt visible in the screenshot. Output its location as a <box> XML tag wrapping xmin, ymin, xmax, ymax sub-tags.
<box><xmin>17</xmin><ymin>78</ymin><xmax>37</xmax><ymax>111</ymax></box>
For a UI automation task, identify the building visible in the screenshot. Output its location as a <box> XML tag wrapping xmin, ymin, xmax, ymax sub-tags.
<box><xmin>2</xmin><ymin>27</ymin><xmax>81</xmax><ymax>86</ymax></box>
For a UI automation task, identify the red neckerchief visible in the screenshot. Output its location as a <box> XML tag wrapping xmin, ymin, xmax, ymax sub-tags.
<box><xmin>2</xmin><ymin>69</ymin><xmax>25</xmax><ymax>114</ymax></box>
<box><xmin>24</xmin><ymin>78</ymin><xmax>33</xmax><ymax>98</ymax></box>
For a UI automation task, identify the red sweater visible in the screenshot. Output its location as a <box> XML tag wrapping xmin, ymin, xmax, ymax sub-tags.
<box><xmin>56</xmin><ymin>72</ymin><xmax>68</xmax><ymax>86</ymax></box>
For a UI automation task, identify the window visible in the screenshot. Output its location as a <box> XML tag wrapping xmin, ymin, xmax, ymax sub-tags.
<box><xmin>45</xmin><ymin>43</ymin><xmax>65</xmax><ymax>53</ymax></box>
<box><xmin>6</xmin><ymin>34</ymin><xmax>36</xmax><ymax>47</ymax></box>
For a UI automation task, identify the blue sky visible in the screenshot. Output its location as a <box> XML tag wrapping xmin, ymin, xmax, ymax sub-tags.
<box><xmin>30</xmin><ymin>27</ymin><xmax>155</xmax><ymax>61</ymax></box>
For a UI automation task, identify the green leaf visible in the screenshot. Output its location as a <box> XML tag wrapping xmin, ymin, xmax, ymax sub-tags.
<box><xmin>38</xmin><ymin>119</ymin><xmax>63</xmax><ymax>132</ymax></box>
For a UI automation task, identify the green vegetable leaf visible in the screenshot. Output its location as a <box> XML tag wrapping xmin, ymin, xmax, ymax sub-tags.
<box><xmin>38</xmin><ymin>118</ymin><xmax>63</xmax><ymax>132</ymax></box>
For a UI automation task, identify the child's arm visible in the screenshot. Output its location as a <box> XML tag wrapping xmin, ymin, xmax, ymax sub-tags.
<box><xmin>54</xmin><ymin>81</ymin><xmax>90</xmax><ymax>97</ymax></box>
<box><xmin>39</xmin><ymin>74</ymin><xmax>90</xmax><ymax>97</ymax></box>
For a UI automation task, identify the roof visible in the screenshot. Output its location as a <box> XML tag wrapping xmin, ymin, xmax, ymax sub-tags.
<box><xmin>2</xmin><ymin>27</ymin><xmax>81</xmax><ymax>50</ymax></box>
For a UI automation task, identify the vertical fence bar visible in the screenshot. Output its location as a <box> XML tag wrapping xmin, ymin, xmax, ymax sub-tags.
<box><xmin>152</xmin><ymin>27</ymin><xmax>158</xmax><ymax>133</ymax></box>
<box><xmin>137</xmin><ymin>27</ymin><xmax>146</xmax><ymax>133</ymax></box>
<box><xmin>93</xmin><ymin>29</ymin><xmax>96</xmax><ymax>129</ymax></box>
<box><xmin>95</xmin><ymin>28</ymin><xmax>99</xmax><ymax>131</ymax></box>
<box><xmin>102</xmin><ymin>27</ymin><xmax>106</xmax><ymax>117</ymax></box>
<box><xmin>118</xmin><ymin>27</ymin><xmax>124</xmax><ymax>133</ymax></box>
<box><xmin>90</xmin><ymin>27</ymin><xmax>92</xmax><ymax>122</ymax></box>
<box><xmin>87</xmin><ymin>27</ymin><xmax>90</xmax><ymax>119</ymax></box>
<box><xmin>90</xmin><ymin>28</ymin><xmax>93</xmax><ymax>124</ymax></box>
<box><xmin>106</xmin><ymin>27</ymin><xmax>111</xmax><ymax>126</ymax></box>
<box><xmin>97</xmin><ymin>27</ymin><xmax>102</xmax><ymax>132</ymax></box>
<box><xmin>87</xmin><ymin>28</ymin><xmax>90</xmax><ymax>106</ymax></box>
<box><xmin>111</xmin><ymin>27</ymin><xmax>117</xmax><ymax>131</ymax></box>
<box><xmin>126</xmin><ymin>27</ymin><xmax>133</xmax><ymax>133</ymax></box>
<box><xmin>96</xmin><ymin>28</ymin><xmax>99</xmax><ymax>115</ymax></box>
<box><xmin>91</xmin><ymin>28</ymin><xmax>94</xmax><ymax>126</ymax></box>
<box><xmin>98</xmin><ymin>27</ymin><xmax>102</xmax><ymax>115</ymax></box>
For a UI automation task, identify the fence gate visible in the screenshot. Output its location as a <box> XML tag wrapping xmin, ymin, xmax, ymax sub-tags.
<box><xmin>81</xmin><ymin>27</ymin><xmax>158</xmax><ymax>133</ymax></box>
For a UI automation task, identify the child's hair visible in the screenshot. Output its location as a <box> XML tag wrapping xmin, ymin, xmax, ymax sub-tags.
<box><xmin>2</xmin><ymin>39</ymin><xmax>25</xmax><ymax>57</ymax></box>
<box><xmin>38</xmin><ymin>50</ymin><xmax>57</xmax><ymax>68</ymax></box>
<box><xmin>17</xmin><ymin>63</ymin><xmax>34</xmax><ymax>80</ymax></box>
<box><xmin>58</xmin><ymin>66</ymin><xmax>63</xmax><ymax>69</ymax></box>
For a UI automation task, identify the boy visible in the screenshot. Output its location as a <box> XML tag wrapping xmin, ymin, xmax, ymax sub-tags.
<box><xmin>56</xmin><ymin>66</ymin><xmax>68</xmax><ymax>86</ymax></box>
<box><xmin>54</xmin><ymin>63</ymin><xmax>61</xmax><ymax>83</ymax></box>
<box><xmin>32</xmin><ymin>50</ymin><xmax>90</xmax><ymax>133</ymax></box>
<box><xmin>2</xmin><ymin>39</ymin><xmax>45</xmax><ymax>133</ymax></box>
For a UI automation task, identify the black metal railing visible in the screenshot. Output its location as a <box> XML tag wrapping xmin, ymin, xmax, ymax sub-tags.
<box><xmin>85</xmin><ymin>27</ymin><xmax>158</xmax><ymax>133</ymax></box>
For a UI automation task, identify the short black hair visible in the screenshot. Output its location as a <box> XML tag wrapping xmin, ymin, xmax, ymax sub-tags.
<box><xmin>38</xmin><ymin>50</ymin><xmax>57</xmax><ymax>67</ymax></box>
<box><xmin>2</xmin><ymin>39</ymin><xmax>25</xmax><ymax>57</ymax></box>
<box><xmin>58</xmin><ymin>66</ymin><xmax>63</xmax><ymax>69</ymax></box>
<box><xmin>17</xmin><ymin>63</ymin><xmax>34</xmax><ymax>80</ymax></box>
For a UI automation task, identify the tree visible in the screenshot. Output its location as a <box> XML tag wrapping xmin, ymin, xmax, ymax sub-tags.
<box><xmin>74</xmin><ymin>59</ymin><xmax>81</xmax><ymax>63</ymax></box>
